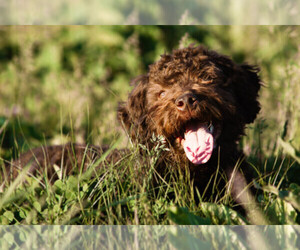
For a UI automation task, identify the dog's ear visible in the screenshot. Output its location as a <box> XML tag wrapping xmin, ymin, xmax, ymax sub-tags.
<box><xmin>117</xmin><ymin>75</ymin><xmax>149</xmax><ymax>142</ymax></box>
<box><xmin>232</xmin><ymin>64</ymin><xmax>262</xmax><ymax>124</ymax></box>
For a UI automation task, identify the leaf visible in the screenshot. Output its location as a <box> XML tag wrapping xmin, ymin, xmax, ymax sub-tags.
<box><xmin>54</xmin><ymin>179</ymin><xmax>64</xmax><ymax>195</ymax></box>
<box><xmin>65</xmin><ymin>190</ymin><xmax>76</xmax><ymax>200</ymax></box>
<box><xmin>3</xmin><ymin>211</ymin><xmax>14</xmax><ymax>222</ymax></box>
<box><xmin>18</xmin><ymin>231</ymin><xmax>27</xmax><ymax>242</ymax></box>
<box><xmin>263</xmin><ymin>184</ymin><xmax>300</xmax><ymax>211</ymax></box>
<box><xmin>53</xmin><ymin>204</ymin><xmax>60</xmax><ymax>213</ymax></box>
<box><xmin>33</xmin><ymin>201</ymin><xmax>42</xmax><ymax>213</ymax></box>
<box><xmin>278</xmin><ymin>137</ymin><xmax>300</xmax><ymax>163</ymax></box>
<box><xmin>266</xmin><ymin>198</ymin><xmax>297</xmax><ymax>224</ymax></box>
<box><xmin>200</xmin><ymin>203</ymin><xmax>247</xmax><ymax>225</ymax></box>
<box><xmin>168</xmin><ymin>206</ymin><xmax>211</xmax><ymax>225</ymax></box>
<box><xmin>168</xmin><ymin>226</ymin><xmax>212</xmax><ymax>249</ymax></box>
<box><xmin>53</xmin><ymin>164</ymin><xmax>62</xmax><ymax>180</ymax></box>
<box><xmin>19</xmin><ymin>209</ymin><xmax>28</xmax><ymax>219</ymax></box>
<box><xmin>279</xmin><ymin>184</ymin><xmax>300</xmax><ymax>211</ymax></box>
<box><xmin>67</xmin><ymin>176</ymin><xmax>78</xmax><ymax>192</ymax></box>
<box><xmin>3</xmin><ymin>232</ymin><xmax>14</xmax><ymax>245</ymax></box>
<box><xmin>82</xmin><ymin>183</ymin><xmax>89</xmax><ymax>192</ymax></box>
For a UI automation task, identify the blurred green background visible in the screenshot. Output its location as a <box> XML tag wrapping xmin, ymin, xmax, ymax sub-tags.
<box><xmin>2</xmin><ymin>0</ymin><xmax>300</xmax><ymax>25</ymax></box>
<box><xmin>0</xmin><ymin>26</ymin><xmax>299</xmax><ymax>172</ymax></box>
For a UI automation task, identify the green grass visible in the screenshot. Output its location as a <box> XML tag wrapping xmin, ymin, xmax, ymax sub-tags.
<box><xmin>0</xmin><ymin>141</ymin><xmax>299</xmax><ymax>225</ymax></box>
<box><xmin>0</xmin><ymin>26</ymin><xmax>299</xmax><ymax>225</ymax></box>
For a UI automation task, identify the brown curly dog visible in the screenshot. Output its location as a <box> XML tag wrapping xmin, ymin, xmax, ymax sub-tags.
<box><xmin>118</xmin><ymin>45</ymin><xmax>261</xmax><ymax>204</ymax></box>
<box><xmin>3</xmin><ymin>45</ymin><xmax>261</xmax><ymax>207</ymax></box>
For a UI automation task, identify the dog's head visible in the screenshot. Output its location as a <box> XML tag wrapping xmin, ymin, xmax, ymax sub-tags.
<box><xmin>118</xmin><ymin>45</ymin><xmax>261</xmax><ymax>166</ymax></box>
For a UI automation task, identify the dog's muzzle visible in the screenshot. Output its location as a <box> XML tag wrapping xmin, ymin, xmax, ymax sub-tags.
<box><xmin>175</xmin><ymin>93</ymin><xmax>198</xmax><ymax>111</ymax></box>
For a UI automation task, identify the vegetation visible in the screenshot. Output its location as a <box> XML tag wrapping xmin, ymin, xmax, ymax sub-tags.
<box><xmin>3</xmin><ymin>0</ymin><xmax>300</xmax><ymax>25</ymax></box>
<box><xmin>0</xmin><ymin>26</ymin><xmax>299</xmax><ymax>227</ymax></box>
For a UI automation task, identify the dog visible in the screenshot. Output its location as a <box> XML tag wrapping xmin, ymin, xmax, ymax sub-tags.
<box><xmin>2</xmin><ymin>143</ymin><xmax>126</xmax><ymax>185</ymax></box>
<box><xmin>3</xmin><ymin>45</ymin><xmax>261</xmax><ymax>209</ymax></box>
<box><xmin>118</xmin><ymin>45</ymin><xmax>261</xmax><ymax>205</ymax></box>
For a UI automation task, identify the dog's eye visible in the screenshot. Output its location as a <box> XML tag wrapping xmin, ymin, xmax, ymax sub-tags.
<box><xmin>159</xmin><ymin>91</ymin><xmax>166</xmax><ymax>98</ymax></box>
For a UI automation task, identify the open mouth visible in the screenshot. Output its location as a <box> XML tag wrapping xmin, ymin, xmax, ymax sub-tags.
<box><xmin>177</xmin><ymin>121</ymin><xmax>216</xmax><ymax>165</ymax></box>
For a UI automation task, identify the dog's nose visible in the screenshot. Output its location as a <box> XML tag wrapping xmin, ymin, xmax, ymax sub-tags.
<box><xmin>175</xmin><ymin>93</ymin><xmax>198</xmax><ymax>111</ymax></box>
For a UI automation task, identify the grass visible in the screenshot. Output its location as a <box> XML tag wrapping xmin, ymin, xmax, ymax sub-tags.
<box><xmin>0</xmin><ymin>26</ymin><xmax>299</xmax><ymax>226</ymax></box>
<box><xmin>0</xmin><ymin>136</ymin><xmax>299</xmax><ymax>225</ymax></box>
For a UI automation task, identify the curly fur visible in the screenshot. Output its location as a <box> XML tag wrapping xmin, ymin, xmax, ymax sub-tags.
<box><xmin>118</xmin><ymin>45</ymin><xmax>261</xmax><ymax>200</ymax></box>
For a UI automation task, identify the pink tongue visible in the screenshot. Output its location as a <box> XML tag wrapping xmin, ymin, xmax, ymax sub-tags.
<box><xmin>182</xmin><ymin>123</ymin><xmax>213</xmax><ymax>165</ymax></box>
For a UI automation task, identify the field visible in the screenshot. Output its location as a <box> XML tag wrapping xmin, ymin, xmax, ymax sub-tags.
<box><xmin>0</xmin><ymin>26</ymin><xmax>299</xmax><ymax>229</ymax></box>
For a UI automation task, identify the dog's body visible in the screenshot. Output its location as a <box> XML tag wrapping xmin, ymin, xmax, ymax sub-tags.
<box><xmin>3</xmin><ymin>45</ymin><xmax>261</xmax><ymax>206</ymax></box>
<box><xmin>3</xmin><ymin>143</ymin><xmax>127</xmax><ymax>184</ymax></box>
